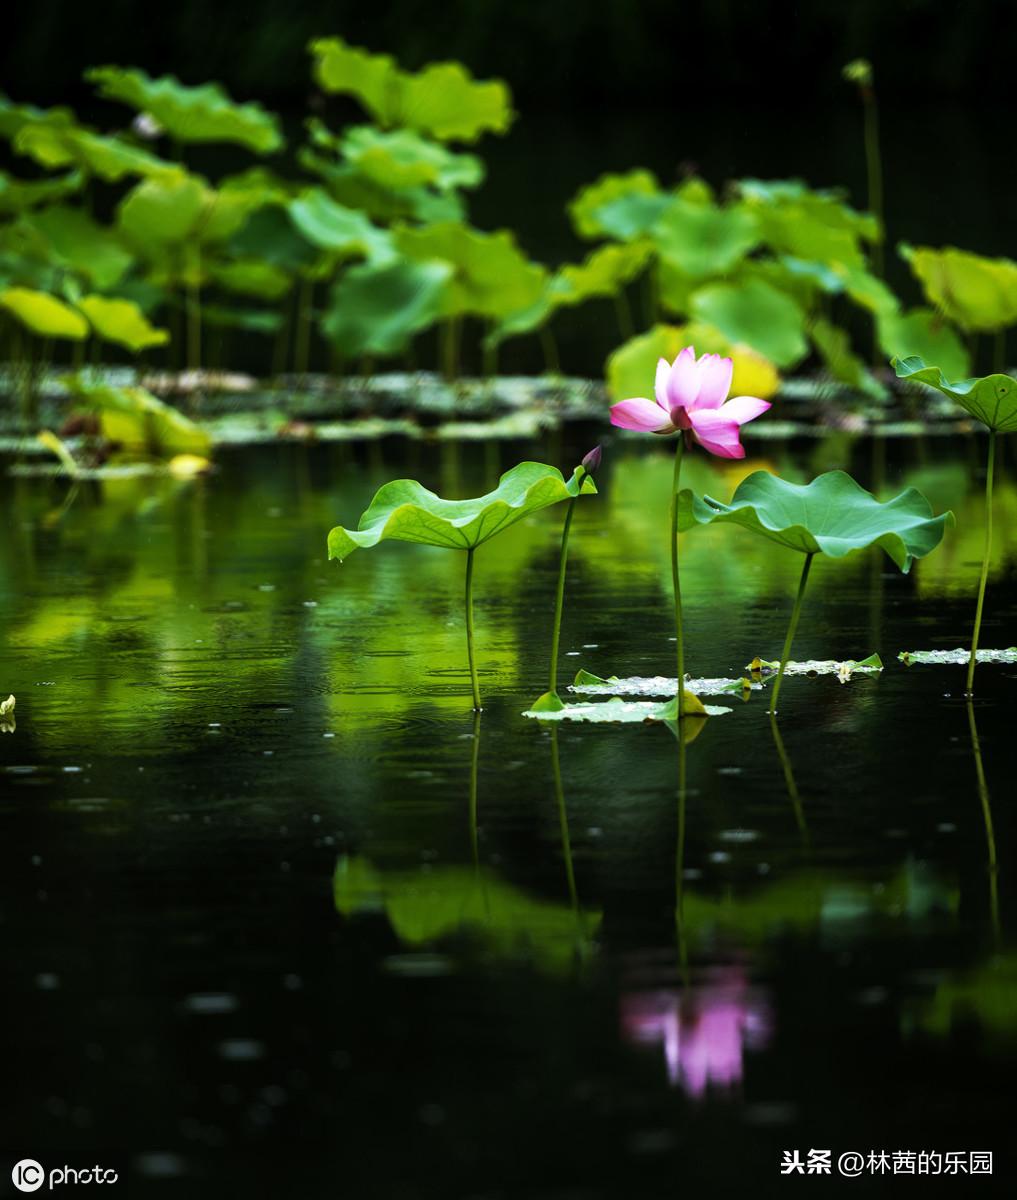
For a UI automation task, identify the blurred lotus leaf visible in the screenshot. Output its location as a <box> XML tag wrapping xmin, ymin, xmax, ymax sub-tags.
<box><xmin>287</xmin><ymin>187</ymin><xmax>394</xmax><ymax>261</ymax></box>
<box><xmin>321</xmin><ymin>258</ymin><xmax>452</xmax><ymax>357</ymax></box>
<box><xmin>902</xmin><ymin>244</ymin><xmax>1017</xmax><ymax>333</ymax></box>
<box><xmin>569</xmin><ymin>169</ymin><xmax>662</xmax><ymax>240</ymax></box>
<box><xmin>811</xmin><ymin>317</ymin><xmax>886</xmax><ymax>400</ymax></box>
<box><xmin>678</xmin><ymin>470</ymin><xmax>953</xmax><ymax>572</ymax></box>
<box><xmin>87</xmin><ymin>66</ymin><xmax>283</xmax><ymax>154</ymax></box>
<box><xmin>878</xmin><ymin>309</ymin><xmax>970</xmax><ymax>381</ymax></box>
<box><xmin>0</xmin><ymin>168</ymin><xmax>83</xmax><ymax>215</ymax></box>
<box><xmin>893</xmin><ymin>356</ymin><xmax>1017</xmax><ymax>433</ymax></box>
<box><xmin>65</xmin><ymin>376</ymin><xmax>212</xmax><ymax>457</ymax></box>
<box><xmin>310</xmin><ymin>38</ymin><xmax>513</xmax><ymax>142</ymax></box>
<box><xmin>340</xmin><ymin>124</ymin><xmax>484</xmax><ymax>192</ymax></box>
<box><xmin>554</xmin><ymin>242</ymin><xmax>652</xmax><ymax>304</ymax></box>
<box><xmin>23</xmin><ymin>205</ymin><xmax>132</xmax><ymax>289</ymax></box>
<box><xmin>76</xmin><ymin>295</ymin><xmax>169</xmax><ymax>351</ymax></box>
<box><xmin>327</xmin><ymin>461</ymin><xmax>595</xmax><ymax>560</ymax></box>
<box><xmin>0</xmin><ymin>286</ymin><xmax>89</xmax><ymax>339</ymax></box>
<box><xmin>738</xmin><ymin>178</ymin><xmax>877</xmax><ymax>269</ymax></box>
<box><xmin>690</xmin><ymin>278</ymin><xmax>808</xmax><ymax>368</ymax></box>
<box><xmin>208</xmin><ymin>259</ymin><xmax>292</xmax><ymax>300</ymax></box>
<box><xmin>13</xmin><ymin>111</ymin><xmax>172</xmax><ymax>182</ymax></box>
<box><xmin>117</xmin><ymin>172</ymin><xmax>207</xmax><ymax>244</ymax></box>
<box><xmin>651</xmin><ymin>197</ymin><xmax>759</xmax><ymax>279</ymax></box>
<box><xmin>394</xmin><ymin>221</ymin><xmax>547</xmax><ymax>318</ymax></box>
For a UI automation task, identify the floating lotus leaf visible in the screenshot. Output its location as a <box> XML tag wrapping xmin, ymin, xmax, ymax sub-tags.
<box><xmin>522</xmin><ymin>697</ymin><xmax>729</xmax><ymax>724</ymax></box>
<box><xmin>570</xmin><ymin>669</ymin><xmax>758</xmax><ymax>698</ymax></box>
<box><xmin>606</xmin><ymin>323</ymin><xmax>780</xmax><ymax>402</ymax></box>
<box><xmin>24</xmin><ymin>205</ymin><xmax>132</xmax><ymax>290</ymax></box>
<box><xmin>903</xmin><ymin>244</ymin><xmax>1017</xmax><ymax>333</ymax></box>
<box><xmin>340</xmin><ymin>125</ymin><xmax>484</xmax><ymax>191</ymax></box>
<box><xmin>76</xmin><ymin>295</ymin><xmax>169</xmax><ymax>351</ymax></box>
<box><xmin>899</xmin><ymin>648</ymin><xmax>1017</xmax><ymax>666</ymax></box>
<box><xmin>208</xmin><ymin>259</ymin><xmax>291</xmax><ymax>300</ymax></box>
<box><xmin>327</xmin><ymin>462</ymin><xmax>596</xmax><ymax>561</ymax></box>
<box><xmin>0</xmin><ymin>168</ymin><xmax>83</xmax><ymax>214</ymax></box>
<box><xmin>878</xmin><ymin>310</ymin><xmax>969</xmax><ymax>381</ymax></box>
<box><xmin>0</xmin><ymin>286</ymin><xmax>89</xmax><ymax>340</ymax></box>
<box><xmin>651</xmin><ymin>198</ymin><xmax>759</xmax><ymax>279</ymax></box>
<box><xmin>87</xmin><ymin>67</ymin><xmax>283</xmax><ymax>154</ymax></box>
<box><xmin>14</xmin><ymin>119</ymin><xmax>171</xmax><ymax>182</ymax></box>
<box><xmin>65</xmin><ymin>377</ymin><xmax>211</xmax><ymax>457</ymax></box>
<box><xmin>310</xmin><ymin>38</ymin><xmax>512</xmax><ymax>142</ymax></box>
<box><xmin>321</xmin><ymin>258</ymin><xmax>451</xmax><ymax>357</ymax></box>
<box><xmin>689</xmin><ymin>278</ymin><xmax>808</xmax><ymax>368</ymax></box>
<box><xmin>893</xmin><ymin>356</ymin><xmax>1017</xmax><ymax>433</ymax></box>
<box><xmin>568</xmin><ymin>169</ymin><xmax>661</xmax><ymax>240</ymax></box>
<box><xmin>394</xmin><ymin>221</ymin><xmax>547</xmax><ymax>319</ymax></box>
<box><xmin>287</xmin><ymin>188</ymin><xmax>394</xmax><ymax>262</ymax></box>
<box><xmin>678</xmin><ymin>470</ymin><xmax>952</xmax><ymax>572</ymax></box>
<box><xmin>747</xmin><ymin>653</ymin><xmax>883</xmax><ymax>679</ymax></box>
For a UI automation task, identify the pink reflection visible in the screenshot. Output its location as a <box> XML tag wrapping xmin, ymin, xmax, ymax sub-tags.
<box><xmin>621</xmin><ymin>969</ymin><xmax>771</xmax><ymax>1098</ymax></box>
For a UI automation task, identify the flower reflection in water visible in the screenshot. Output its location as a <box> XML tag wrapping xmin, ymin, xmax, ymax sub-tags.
<box><xmin>621</xmin><ymin>969</ymin><xmax>771</xmax><ymax>1098</ymax></box>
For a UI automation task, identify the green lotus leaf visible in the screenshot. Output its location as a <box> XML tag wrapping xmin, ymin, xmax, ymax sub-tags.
<box><xmin>568</xmin><ymin>169</ymin><xmax>661</xmax><ymax>240</ymax></box>
<box><xmin>14</xmin><ymin>120</ymin><xmax>171</xmax><ymax>182</ymax></box>
<box><xmin>0</xmin><ymin>94</ymin><xmax>74</xmax><ymax>139</ymax></box>
<box><xmin>327</xmin><ymin>461</ymin><xmax>596</xmax><ymax>561</ymax></box>
<box><xmin>76</xmin><ymin>295</ymin><xmax>169</xmax><ymax>351</ymax></box>
<box><xmin>554</xmin><ymin>242</ymin><xmax>652</xmax><ymax>305</ymax></box>
<box><xmin>208</xmin><ymin>259</ymin><xmax>291</xmax><ymax>300</ymax></box>
<box><xmin>0</xmin><ymin>286</ymin><xmax>89</xmax><ymax>340</ymax></box>
<box><xmin>200</xmin><ymin>305</ymin><xmax>282</xmax><ymax>334</ymax></box>
<box><xmin>879</xmin><ymin>310</ymin><xmax>969</xmax><ymax>381</ymax></box>
<box><xmin>678</xmin><ymin>470</ymin><xmax>952</xmax><ymax>572</ymax></box>
<box><xmin>87</xmin><ymin>66</ymin><xmax>283</xmax><ymax>154</ymax></box>
<box><xmin>903</xmin><ymin>244</ymin><xmax>1017</xmax><ymax>333</ymax></box>
<box><xmin>393</xmin><ymin>221</ymin><xmax>547</xmax><ymax>318</ymax></box>
<box><xmin>310</xmin><ymin>38</ymin><xmax>402</xmax><ymax>125</ymax></box>
<box><xmin>892</xmin><ymin>356</ymin><xmax>1017</xmax><ymax>433</ymax></box>
<box><xmin>198</xmin><ymin>177</ymin><xmax>275</xmax><ymax>243</ymax></box>
<box><xmin>651</xmin><ymin>198</ymin><xmax>759</xmax><ymax>279</ymax></box>
<box><xmin>287</xmin><ymin>187</ymin><xmax>394</xmax><ymax>262</ymax></box>
<box><xmin>23</xmin><ymin>205</ymin><xmax>132</xmax><ymax>290</ymax></box>
<box><xmin>64</xmin><ymin>376</ymin><xmax>211</xmax><ymax>457</ymax></box>
<box><xmin>738</xmin><ymin>178</ymin><xmax>876</xmax><ymax>269</ymax></box>
<box><xmin>117</xmin><ymin>172</ymin><xmax>208</xmax><ymax>245</ymax></box>
<box><xmin>689</xmin><ymin>278</ymin><xmax>808</xmax><ymax>368</ymax></box>
<box><xmin>340</xmin><ymin>124</ymin><xmax>484</xmax><ymax>192</ymax></box>
<box><xmin>0</xmin><ymin>168</ymin><xmax>84</xmax><ymax>214</ymax></box>
<box><xmin>321</xmin><ymin>258</ymin><xmax>452</xmax><ymax>358</ymax></box>
<box><xmin>811</xmin><ymin>317</ymin><xmax>886</xmax><ymax>401</ymax></box>
<box><xmin>227</xmin><ymin>205</ymin><xmax>318</xmax><ymax>273</ymax></box>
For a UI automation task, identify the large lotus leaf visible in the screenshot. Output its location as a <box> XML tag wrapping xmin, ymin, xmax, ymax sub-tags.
<box><xmin>64</xmin><ymin>377</ymin><xmax>211</xmax><ymax>457</ymax></box>
<box><xmin>328</xmin><ymin>462</ymin><xmax>596</xmax><ymax>560</ymax></box>
<box><xmin>310</xmin><ymin>38</ymin><xmax>402</xmax><ymax>125</ymax></box>
<box><xmin>568</xmin><ymin>169</ymin><xmax>661</xmax><ymax>240</ymax></box>
<box><xmin>87</xmin><ymin>67</ymin><xmax>283</xmax><ymax>154</ymax></box>
<box><xmin>606</xmin><ymin>323</ymin><xmax>780</xmax><ymax>402</ymax></box>
<box><xmin>839</xmin><ymin>266</ymin><xmax>898</xmax><ymax>318</ymax></box>
<box><xmin>878</xmin><ymin>310</ymin><xmax>969</xmax><ymax>381</ymax></box>
<box><xmin>287</xmin><ymin>188</ymin><xmax>394</xmax><ymax>262</ymax></box>
<box><xmin>14</xmin><ymin>121</ymin><xmax>171</xmax><ymax>182</ymax></box>
<box><xmin>117</xmin><ymin>173</ymin><xmax>208</xmax><ymax>245</ymax></box>
<box><xmin>393</xmin><ymin>221</ymin><xmax>547</xmax><ymax>318</ymax></box>
<box><xmin>689</xmin><ymin>278</ymin><xmax>808</xmax><ymax>368</ymax></box>
<box><xmin>76</xmin><ymin>295</ymin><xmax>169</xmax><ymax>351</ymax></box>
<box><xmin>651</xmin><ymin>198</ymin><xmax>759</xmax><ymax>279</ymax></box>
<box><xmin>678</xmin><ymin>470</ymin><xmax>952</xmax><ymax>572</ymax></box>
<box><xmin>739</xmin><ymin>179</ymin><xmax>875</xmax><ymax>268</ymax></box>
<box><xmin>398</xmin><ymin>62</ymin><xmax>514</xmax><ymax>142</ymax></box>
<box><xmin>321</xmin><ymin>258</ymin><xmax>452</xmax><ymax>357</ymax></box>
<box><xmin>0</xmin><ymin>168</ymin><xmax>83</xmax><ymax>215</ymax></box>
<box><xmin>892</xmin><ymin>356</ymin><xmax>1017</xmax><ymax>433</ymax></box>
<box><xmin>24</xmin><ymin>205</ymin><xmax>132</xmax><ymax>289</ymax></box>
<box><xmin>903</xmin><ymin>244</ymin><xmax>1017</xmax><ymax>333</ymax></box>
<box><xmin>0</xmin><ymin>286</ymin><xmax>89</xmax><ymax>340</ymax></box>
<box><xmin>554</xmin><ymin>242</ymin><xmax>652</xmax><ymax>306</ymax></box>
<box><xmin>340</xmin><ymin>124</ymin><xmax>483</xmax><ymax>192</ymax></box>
<box><xmin>209</xmin><ymin>259</ymin><xmax>291</xmax><ymax>300</ymax></box>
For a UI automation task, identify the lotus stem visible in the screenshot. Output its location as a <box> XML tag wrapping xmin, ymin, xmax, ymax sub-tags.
<box><xmin>966</xmin><ymin>699</ymin><xmax>999</xmax><ymax>938</ymax></box>
<box><xmin>669</xmin><ymin>438</ymin><xmax>686</xmax><ymax>718</ymax></box>
<box><xmin>967</xmin><ymin>430</ymin><xmax>996</xmax><ymax>695</ymax></box>
<box><xmin>769</xmin><ymin>551</ymin><xmax>815</xmax><ymax>714</ymax></box>
<box><xmin>465</xmin><ymin>546</ymin><xmax>482</xmax><ymax>711</ymax></box>
<box><xmin>861</xmin><ymin>83</ymin><xmax>885</xmax><ymax>279</ymax></box>
<box><xmin>186</xmin><ymin>242</ymin><xmax>201</xmax><ymax>374</ymax></box>
<box><xmin>441</xmin><ymin>317</ymin><xmax>460</xmax><ymax>381</ymax></box>
<box><xmin>547</xmin><ymin>495</ymin><xmax>579</xmax><ymax>700</ymax></box>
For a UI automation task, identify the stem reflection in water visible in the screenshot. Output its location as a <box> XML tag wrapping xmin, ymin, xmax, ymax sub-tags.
<box><xmin>966</xmin><ymin>700</ymin><xmax>1000</xmax><ymax>940</ymax></box>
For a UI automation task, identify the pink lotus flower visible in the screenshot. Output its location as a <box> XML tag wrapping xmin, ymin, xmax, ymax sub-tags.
<box><xmin>610</xmin><ymin>346</ymin><xmax>771</xmax><ymax>459</ymax></box>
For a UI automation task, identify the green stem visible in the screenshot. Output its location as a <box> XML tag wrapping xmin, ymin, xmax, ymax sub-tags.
<box><xmin>548</xmin><ymin>494</ymin><xmax>580</xmax><ymax>697</ymax></box>
<box><xmin>862</xmin><ymin>87</ymin><xmax>885</xmax><ymax>279</ymax></box>
<box><xmin>769</xmin><ymin>552</ymin><xmax>815</xmax><ymax>714</ymax></box>
<box><xmin>465</xmin><ymin>547</ymin><xmax>482</xmax><ymax>711</ymax></box>
<box><xmin>538</xmin><ymin>325</ymin><xmax>561</xmax><ymax>376</ymax></box>
<box><xmin>967</xmin><ymin>431</ymin><xmax>996</xmax><ymax>695</ymax></box>
<box><xmin>966</xmin><ymin>699</ymin><xmax>999</xmax><ymax>939</ymax></box>
<box><xmin>669</xmin><ymin>439</ymin><xmax>686</xmax><ymax>718</ymax></box>
<box><xmin>186</xmin><ymin>241</ymin><xmax>201</xmax><ymax>374</ymax></box>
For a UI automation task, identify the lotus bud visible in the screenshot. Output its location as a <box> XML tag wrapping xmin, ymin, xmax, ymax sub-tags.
<box><xmin>581</xmin><ymin>445</ymin><xmax>603</xmax><ymax>475</ymax></box>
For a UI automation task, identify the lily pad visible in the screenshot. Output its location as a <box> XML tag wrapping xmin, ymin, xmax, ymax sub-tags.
<box><xmin>678</xmin><ymin>470</ymin><xmax>952</xmax><ymax>572</ymax></box>
<box><xmin>327</xmin><ymin>462</ymin><xmax>596</xmax><ymax>561</ymax></box>
<box><xmin>747</xmin><ymin>654</ymin><xmax>883</xmax><ymax>680</ymax></box>
<box><xmin>522</xmin><ymin>698</ymin><xmax>731</xmax><ymax>723</ymax></box>
<box><xmin>569</xmin><ymin>669</ymin><xmax>758</xmax><ymax>697</ymax></box>
<box><xmin>898</xmin><ymin>648</ymin><xmax>1017</xmax><ymax>666</ymax></box>
<box><xmin>893</xmin><ymin>356</ymin><xmax>1017</xmax><ymax>433</ymax></box>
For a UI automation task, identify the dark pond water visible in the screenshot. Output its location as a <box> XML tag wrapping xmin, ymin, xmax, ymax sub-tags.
<box><xmin>2</xmin><ymin>429</ymin><xmax>1016</xmax><ymax>1197</ymax></box>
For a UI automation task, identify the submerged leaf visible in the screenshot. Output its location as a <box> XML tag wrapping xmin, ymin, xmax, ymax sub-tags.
<box><xmin>570</xmin><ymin>670</ymin><xmax>758</xmax><ymax>697</ymax></box>
<box><xmin>898</xmin><ymin>647</ymin><xmax>1017</xmax><ymax>666</ymax></box>
<box><xmin>678</xmin><ymin>471</ymin><xmax>952</xmax><ymax>572</ymax></box>
<box><xmin>521</xmin><ymin>696</ymin><xmax>729</xmax><ymax>724</ymax></box>
<box><xmin>747</xmin><ymin>654</ymin><xmax>883</xmax><ymax>680</ymax></box>
<box><xmin>327</xmin><ymin>462</ymin><xmax>596</xmax><ymax>560</ymax></box>
<box><xmin>892</xmin><ymin>356</ymin><xmax>1017</xmax><ymax>433</ymax></box>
